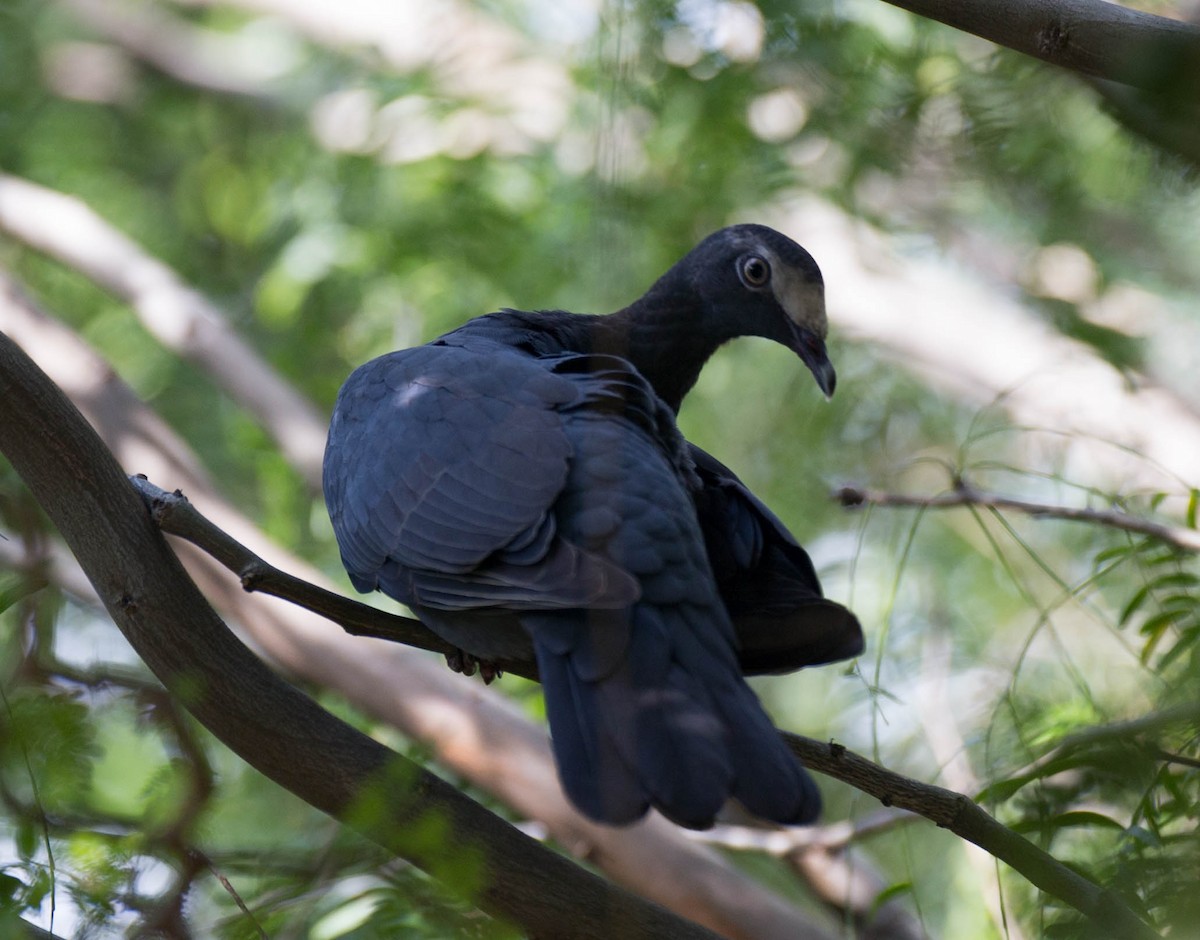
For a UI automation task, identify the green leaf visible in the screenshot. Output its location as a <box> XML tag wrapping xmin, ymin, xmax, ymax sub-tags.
<box><xmin>1155</xmin><ymin>627</ymin><xmax>1200</xmax><ymax>671</ymax></box>
<box><xmin>14</xmin><ymin>821</ymin><xmax>37</xmax><ymax>862</ymax></box>
<box><xmin>1188</xmin><ymin>488</ymin><xmax>1199</xmax><ymax>529</ymax></box>
<box><xmin>1014</xmin><ymin>810</ymin><xmax>1126</xmax><ymax>834</ymax></box>
<box><xmin>979</xmin><ymin>775</ymin><xmax>1032</xmax><ymax>802</ymax></box>
<box><xmin>0</xmin><ymin>872</ymin><xmax>23</xmax><ymax>908</ymax></box>
<box><xmin>1119</xmin><ymin>584</ymin><xmax>1153</xmax><ymax>627</ymax></box>
<box><xmin>0</xmin><ymin>574</ymin><xmax>46</xmax><ymax>615</ymax></box>
<box><xmin>870</xmin><ymin>880</ymin><xmax>914</xmax><ymax>915</ymax></box>
<box><xmin>1148</xmin><ymin>571</ymin><xmax>1199</xmax><ymax>590</ymax></box>
<box><xmin>1139</xmin><ymin>607</ymin><xmax>1193</xmax><ymax>638</ymax></box>
<box><xmin>1160</xmin><ymin>593</ymin><xmax>1200</xmax><ymax>612</ymax></box>
<box><xmin>1094</xmin><ymin>542</ymin><xmax>1137</xmax><ymax>564</ymax></box>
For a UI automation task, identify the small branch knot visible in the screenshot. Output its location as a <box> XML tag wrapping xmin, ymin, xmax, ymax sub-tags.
<box><xmin>1038</xmin><ymin>20</ymin><xmax>1070</xmax><ymax>56</ymax></box>
<box><xmin>833</xmin><ymin>485</ymin><xmax>865</xmax><ymax>507</ymax></box>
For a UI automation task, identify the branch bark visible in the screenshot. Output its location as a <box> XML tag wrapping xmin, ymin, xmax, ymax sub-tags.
<box><xmin>783</xmin><ymin>734</ymin><xmax>1160</xmax><ymax>940</ymax></box>
<box><xmin>0</xmin><ymin>278</ymin><xmax>839</xmax><ymax>940</ymax></box>
<box><xmin>0</xmin><ymin>174</ymin><xmax>328</xmax><ymax>490</ymax></box>
<box><xmin>0</xmin><ymin>327</ymin><xmax>723</xmax><ymax>940</ymax></box>
<box><xmin>772</xmin><ymin>196</ymin><xmax>1200</xmax><ymax>495</ymax></box>
<box><xmin>124</xmin><ymin>443</ymin><xmax>1160</xmax><ymax>939</ymax></box>
<box><xmin>834</xmin><ymin>482</ymin><xmax>1200</xmax><ymax>553</ymax></box>
<box><xmin>878</xmin><ymin>0</ymin><xmax>1200</xmax><ymax>93</ymax></box>
<box><xmin>61</xmin><ymin>0</ymin><xmax>286</xmax><ymax>101</ymax></box>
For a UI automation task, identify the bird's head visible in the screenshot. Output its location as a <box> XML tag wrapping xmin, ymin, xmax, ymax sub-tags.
<box><xmin>682</xmin><ymin>224</ymin><xmax>836</xmax><ymax>399</ymax></box>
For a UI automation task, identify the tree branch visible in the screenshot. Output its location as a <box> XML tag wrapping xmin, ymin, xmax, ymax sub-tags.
<box><xmin>878</xmin><ymin>0</ymin><xmax>1200</xmax><ymax>94</ymax></box>
<box><xmin>126</xmin><ymin>475</ymin><xmax>538</xmax><ymax>680</ymax></box>
<box><xmin>0</xmin><ymin>174</ymin><xmax>328</xmax><ymax>490</ymax></box>
<box><xmin>772</xmin><ymin>198</ymin><xmax>1200</xmax><ymax>496</ymax></box>
<box><xmin>124</xmin><ymin>452</ymin><xmax>1158</xmax><ymax>938</ymax></box>
<box><xmin>61</xmin><ymin>0</ymin><xmax>286</xmax><ymax>102</ymax></box>
<box><xmin>0</xmin><ymin>276</ymin><xmax>838</xmax><ymax>940</ymax></box>
<box><xmin>834</xmin><ymin>482</ymin><xmax>1200</xmax><ymax>553</ymax></box>
<box><xmin>0</xmin><ymin>329</ymin><xmax>722</xmax><ymax>940</ymax></box>
<box><xmin>783</xmin><ymin>734</ymin><xmax>1160</xmax><ymax>940</ymax></box>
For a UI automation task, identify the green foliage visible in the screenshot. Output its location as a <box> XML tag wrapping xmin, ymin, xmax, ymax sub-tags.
<box><xmin>2</xmin><ymin>0</ymin><xmax>1200</xmax><ymax>936</ymax></box>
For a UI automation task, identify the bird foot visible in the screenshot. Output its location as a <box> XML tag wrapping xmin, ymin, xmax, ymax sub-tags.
<box><xmin>445</xmin><ymin>648</ymin><xmax>503</xmax><ymax>684</ymax></box>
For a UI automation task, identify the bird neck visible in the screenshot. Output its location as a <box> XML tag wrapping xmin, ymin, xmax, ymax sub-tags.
<box><xmin>590</xmin><ymin>290</ymin><xmax>721</xmax><ymax>413</ymax></box>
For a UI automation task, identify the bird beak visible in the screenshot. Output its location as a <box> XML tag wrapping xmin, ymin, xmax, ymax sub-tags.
<box><xmin>771</xmin><ymin>267</ymin><xmax>835</xmax><ymax>399</ymax></box>
<box><xmin>786</xmin><ymin>321</ymin><xmax>837</xmax><ymax>399</ymax></box>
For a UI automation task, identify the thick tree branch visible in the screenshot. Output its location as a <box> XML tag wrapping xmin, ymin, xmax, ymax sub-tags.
<box><xmin>879</xmin><ymin>0</ymin><xmax>1200</xmax><ymax>94</ymax></box>
<box><xmin>0</xmin><ymin>174</ymin><xmax>328</xmax><ymax>490</ymax></box>
<box><xmin>775</xmin><ymin>198</ymin><xmax>1200</xmax><ymax>494</ymax></box>
<box><xmin>879</xmin><ymin>0</ymin><xmax>1200</xmax><ymax>165</ymax></box>
<box><xmin>60</xmin><ymin>0</ymin><xmax>286</xmax><ymax>101</ymax></box>
<box><xmin>0</xmin><ymin>328</ymin><xmax>722</xmax><ymax>940</ymax></box>
<box><xmin>834</xmin><ymin>482</ymin><xmax>1200</xmax><ymax>553</ymax></box>
<box><xmin>124</xmin><ymin>456</ymin><xmax>1158</xmax><ymax>938</ymax></box>
<box><xmin>0</xmin><ymin>278</ymin><xmax>838</xmax><ymax>940</ymax></box>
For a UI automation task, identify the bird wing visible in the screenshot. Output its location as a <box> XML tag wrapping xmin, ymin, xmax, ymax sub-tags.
<box><xmin>326</xmin><ymin>338</ymin><xmax>822</xmax><ymax>827</ymax></box>
<box><xmin>689</xmin><ymin>444</ymin><xmax>865</xmax><ymax>673</ymax></box>
<box><xmin>323</xmin><ymin>342</ymin><xmax>639</xmax><ymax>611</ymax></box>
<box><xmin>525</xmin><ymin>406</ymin><xmax>819</xmax><ymax>827</ymax></box>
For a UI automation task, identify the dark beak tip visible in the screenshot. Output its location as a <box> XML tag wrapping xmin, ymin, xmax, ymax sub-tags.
<box><xmin>785</xmin><ymin>320</ymin><xmax>836</xmax><ymax>399</ymax></box>
<box><xmin>813</xmin><ymin>360</ymin><xmax>836</xmax><ymax>400</ymax></box>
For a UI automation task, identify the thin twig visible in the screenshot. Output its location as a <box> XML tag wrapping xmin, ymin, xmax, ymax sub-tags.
<box><xmin>125</xmin><ymin>475</ymin><xmax>540</xmax><ymax>680</ymax></box>
<box><xmin>685</xmin><ymin>809</ymin><xmax>913</xmax><ymax>856</ymax></box>
<box><xmin>783</xmin><ymin>734</ymin><xmax>1160</xmax><ymax>940</ymax></box>
<box><xmin>834</xmin><ymin>483</ymin><xmax>1200</xmax><ymax>553</ymax></box>
<box><xmin>194</xmin><ymin>850</ymin><xmax>269</xmax><ymax>940</ymax></box>
<box><xmin>977</xmin><ymin>702</ymin><xmax>1200</xmax><ymax>802</ymax></box>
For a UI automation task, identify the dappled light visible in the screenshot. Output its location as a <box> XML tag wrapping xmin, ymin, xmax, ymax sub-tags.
<box><xmin>1</xmin><ymin>0</ymin><xmax>1199</xmax><ymax>938</ymax></box>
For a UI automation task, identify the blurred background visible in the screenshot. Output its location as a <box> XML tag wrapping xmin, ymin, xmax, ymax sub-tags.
<box><xmin>2</xmin><ymin>0</ymin><xmax>1200</xmax><ymax>937</ymax></box>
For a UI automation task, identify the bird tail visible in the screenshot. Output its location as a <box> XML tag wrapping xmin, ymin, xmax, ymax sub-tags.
<box><xmin>527</xmin><ymin>606</ymin><xmax>820</xmax><ymax>829</ymax></box>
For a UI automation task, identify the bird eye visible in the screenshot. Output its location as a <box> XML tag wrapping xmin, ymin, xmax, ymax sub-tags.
<box><xmin>739</xmin><ymin>255</ymin><xmax>771</xmax><ymax>288</ymax></box>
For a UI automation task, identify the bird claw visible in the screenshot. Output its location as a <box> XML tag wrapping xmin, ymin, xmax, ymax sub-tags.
<box><xmin>444</xmin><ymin>649</ymin><xmax>502</xmax><ymax>685</ymax></box>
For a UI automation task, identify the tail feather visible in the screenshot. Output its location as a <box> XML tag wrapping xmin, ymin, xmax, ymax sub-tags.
<box><xmin>719</xmin><ymin>683</ymin><xmax>821</xmax><ymax>823</ymax></box>
<box><xmin>535</xmin><ymin>639</ymin><xmax>647</xmax><ymax>824</ymax></box>
<box><xmin>528</xmin><ymin>605</ymin><xmax>815</xmax><ymax>829</ymax></box>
